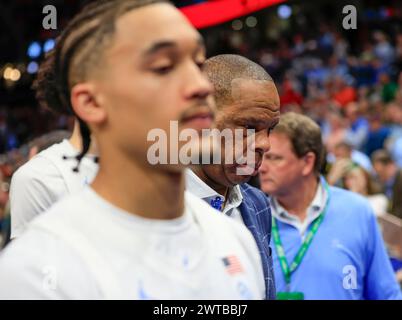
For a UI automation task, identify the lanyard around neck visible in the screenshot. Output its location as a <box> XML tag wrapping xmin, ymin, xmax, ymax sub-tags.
<box><xmin>272</xmin><ymin>182</ymin><xmax>331</xmax><ymax>286</ymax></box>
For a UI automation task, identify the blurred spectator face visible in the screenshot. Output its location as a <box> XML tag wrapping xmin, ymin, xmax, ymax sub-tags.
<box><xmin>395</xmin><ymin>90</ymin><xmax>402</xmax><ymax>105</ymax></box>
<box><xmin>369</xmin><ymin>114</ymin><xmax>382</xmax><ymax>131</ymax></box>
<box><xmin>259</xmin><ymin>132</ymin><xmax>309</xmax><ymax>197</ymax></box>
<box><xmin>282</xmin><ymin>79</ymin><xmax>292</xmax><ymax>93</ymax></box>
<box><xmin>358</xmin><ymin>87</ymin><xmax>369</xmax><ymax>99</ymax></box>
<box><xmin>385</xmin><ymin>103</ymin><xmax>402</xmax><ymax>124</ymax></box>
<box><xmin>345</xmin><ymin>102</ymin><xmax>359</xmax><ymax>122</ymax></box>
<box><xmin>373</xmin><ymin>161</ymin><xmax>391</xmax><ymax>184</ymax></box>
<box><xmin>347</xmin><ymin>55</ymin><xmax>358</xmax><ymax>67</ymax></box>
<box><xmin>0</xmin><ymin>116</ymin><xmax>6</xmax><ymax>133</ymax></box>
<box><xmin>328</xmin><ymin>55</ymin><xmax>338</xmax><ymax>67</ymax></box>
<box><xmin>374</xmin><ymin>31</ymin><xmax>386</xmax><ymax>44</ymax></box>
<box><xmin>293</xmin><ymin>34</ymin><xmax>303</xmax><ymax>44</ymax></box>
<box><xmin>333</xmin><ymin>76</ymin><xmax>345</xmax><ymax>90</ymax></box>
<box><xmin>328</xmin><ymin>112</ymin><xmax>344</xmax><ymax>130</ymax></box>
<box><xmin>397</xmin><ymin>34</ymin><xmax>402</xmax><ymax>46</ymax></box>
<box><xmin>359</xmin><ymin>99</ymin><xmax>369</xmax><ymax>114</ymax></box>
<box><xmin>202</xmin><ymin>79</ymin><xmax>280</xmax><ymax>186</ymax></box>
<box><xmin>372</xmin><ymin>58</ymin><xmax>382</xmax><ymax>69</ymax></box>
<box><xmin>379</xmin><ymin>73</ymin><xmax>390</xmax><ymax>84</ymax></box>
<box><xmin>371</xmin><ymin>150</ymin><xmax>399</xmax><ymax>184</ymax></box>
<box><xmin>334</xmin><ymin>143</ymin><xmax>352</xmax><ymax>159</ymax></box>
<box><xmin>343</xmin><ymin>166</ymin><xmax>368</xmax><ymax>195</ymax></box>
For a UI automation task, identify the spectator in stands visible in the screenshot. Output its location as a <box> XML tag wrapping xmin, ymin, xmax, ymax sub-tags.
<box><xmin>379</xmin><ymin>72</ymin><xmax>398</xmax><ymax>103</ymax></box>
<box><xmin>384</xmin><ymin>102</ymin><xmax>402</xmax><ymax>167</ymax></box>
<box><xmin>332</xmin><ymin>76</ymin><xmax>356</xmax><ymax>108</ymax></box>
<box><xmin>364</xmin><ymin>111</ymin><xmax>390</xmax><ymax>157</ymax></box>
<box><xmin>322</xmin><ymin>109</ymin><xmax>346</xmax><ymax>155</ymax></box>
<box><xmin>259</xmin><ymin>112</ymin><xmax>401</xmax><ymax>299</ymax></box>
<box><xmin>371</xmin><ymin>150</ymin><xmax>402</xmax><ymax>219</ymax></box>
<box><xmin>0</xmin><ymin>114</ymin><xmax>18</xmax><ymax>154</ymax></box>
<box><xmin>373</xmin><ymin>31</ymin><xmax>395</xmax><ymax>68</ymax></box>
<box><xmin>280</xmin><ymin>78</ymin><xmax>303</xmax><ymax>108</ymax></box>
<box><xmin>341</xmin><ymin>164</ymin><xmax>388</xmax><ymax>216</ymax></box>
<box><xmin>344</xmin><ymin>102</ymin><xmax>369</xmax><ymax>151</ymax></box>
<box><xmin>327</xmin><ymin>142</ymin><xmax>373</xmax><ymax>186</ymax></box>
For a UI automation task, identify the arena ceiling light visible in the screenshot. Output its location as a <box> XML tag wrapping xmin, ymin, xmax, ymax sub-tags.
<box><xmin>277</xmin><ymin>4</ymin><xmax>292</xmax><ymax>19</ymax></box>
<box><xmin>43</xmin><ymin>39</ymin><xmax>55</xmax><ymax>53</ymax></box>
<box><xmin>3</xmin><ymin>66</ymin><xmax>21</xmax><ymax>82</ymax></box>
<box><xmin>27</xmin><ymin>41</ymin><xmax>42</xmax><ymax>59</ymax></box>
<box><xmin>27</xmin><ymin>61</ymin><xmax>39</xmax><ymax>74</ymax></box>
<box><xmin>180</xmin><ymin>0</ymin><xmax>287</xmax><ymax>29</ymax></box>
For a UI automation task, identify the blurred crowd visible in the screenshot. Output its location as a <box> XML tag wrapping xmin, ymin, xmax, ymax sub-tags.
<box><xmin>270</xmin><ymin>29</ymin><xmax>402</xmax><ymax>221</ymax></box>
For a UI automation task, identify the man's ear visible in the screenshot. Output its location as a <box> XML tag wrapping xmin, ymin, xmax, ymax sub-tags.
<box><xmin>70</xmin><ymin>83</ymin><xmax>107</xmax><ymax>126</ymax></box>
<box><xmin>302</xmin><ymin>151</ymin><xmax>316</xmax><ymax>176</ymax></box>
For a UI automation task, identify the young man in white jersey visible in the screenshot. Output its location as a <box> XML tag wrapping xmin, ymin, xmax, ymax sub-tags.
<box><xmin>10</xmin><ymin>53</ymin><xmax>99</xmax><ymax>238</ymax></box>
<box><xmin>0</xmin><ymin>0</ymin><xmax>265</xmax><ymax>299</ymax></box>
<box><xmin>10</xmin><ymin>121</ymin><xmax>99</xmax><ymax>238</ymax></box>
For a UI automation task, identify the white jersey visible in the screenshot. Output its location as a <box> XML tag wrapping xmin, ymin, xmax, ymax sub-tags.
<box><xmin>10</xmin><ymin>139</ymin><xmax>99</xmax><ymax>238</ymax></box>
<box><xmin>0</xmin><ymin>189</ymin><xmax>265</xmax><ymax>300</ymax></box>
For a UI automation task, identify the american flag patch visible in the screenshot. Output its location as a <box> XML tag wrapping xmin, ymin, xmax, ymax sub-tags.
<box><xmin>222</xmin><ymin>255</ymin><xmax>244</xmax><ymax>275</ymax></box>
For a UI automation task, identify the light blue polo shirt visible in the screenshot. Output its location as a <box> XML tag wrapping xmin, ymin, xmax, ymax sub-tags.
<box><xmin>271</xmin><ymin>178</ymin><xmax>402</xmax><ymax>300</ymax></box>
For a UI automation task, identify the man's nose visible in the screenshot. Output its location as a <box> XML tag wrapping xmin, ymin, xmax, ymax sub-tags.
<box><xmin>254</xmin><ymin>130</ymin><xmax>271</xmax><ymax>154</ymax></box>
<box><xmin>184</xmin><ymin>64</ymin><xmax>214</xmax><ymax>100</ymax></box>
<box><xmin>258</xmin><ymin>158</ymin><xmax>268</xmax><ymax>175</ymax></box>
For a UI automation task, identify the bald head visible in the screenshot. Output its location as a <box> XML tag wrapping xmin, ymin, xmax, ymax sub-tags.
<box><xmin>204</xmin><ymin>54</ymin><xmax>273</xmax><ymax>107</ymax></box>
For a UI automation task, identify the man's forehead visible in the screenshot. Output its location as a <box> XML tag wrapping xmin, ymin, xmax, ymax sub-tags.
<box><xmin>269</xmin><ymin>132</ymin><xmax>292</xmax><ymax>149</ymax></box>
<box><xmin>230</xmin><ymin>79</ymin><xmax>280</xmax><ymax>112</ymax></box>
<box><xmin>112</xmin><ymin>3</ymin><xmax>199</xmax><ymax>52</ymax></box>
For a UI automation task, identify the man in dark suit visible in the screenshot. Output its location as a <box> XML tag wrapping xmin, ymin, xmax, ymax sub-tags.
<box><xmin>372</xmin><ymin>149</ymin><xmax>402</xmax><ymax>219</ymax></box>
<box><xmin>186</xmin><ymin>54</ymin><xmax>280</xmax><ymax>299</ymax></box>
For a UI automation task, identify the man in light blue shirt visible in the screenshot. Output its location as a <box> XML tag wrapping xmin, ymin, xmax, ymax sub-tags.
<box><xmin>259</xmin><ymin>112</ymin><xmax>401</xmax><ymax>300</ymax></box>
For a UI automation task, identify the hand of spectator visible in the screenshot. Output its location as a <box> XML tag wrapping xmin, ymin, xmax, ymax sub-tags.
<box><xmin>327</xmin><ymin>159</ymin><xmax>353</xmax><ymax>185</ymax></box>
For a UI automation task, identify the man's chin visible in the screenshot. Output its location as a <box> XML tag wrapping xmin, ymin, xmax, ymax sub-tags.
<box><xmin>228</xmin><ymin>174</ymin><xmax>252</xmax><ymax>186</ymax></box>
<box><xmin>261</xmin><ymin>186</ymin><xmax>280</xmax><ymax>196</ymax></box>
<box><xmin>150</xmin><ymin>163</ymin><xmax>185</xmax><ymax>175</ymax></box>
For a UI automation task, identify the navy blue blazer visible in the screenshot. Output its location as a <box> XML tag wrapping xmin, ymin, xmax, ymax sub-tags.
<box><xmin>239</xmin><ymin>183</ymin><xmax>276</xmax><ymax>300</ymax></box>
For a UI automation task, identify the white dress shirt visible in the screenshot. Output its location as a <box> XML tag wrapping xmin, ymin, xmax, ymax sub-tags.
<box><xmin>185</xmin><ymin>169</ymin><xmax>244</xmax><ymax>224</ymax></box>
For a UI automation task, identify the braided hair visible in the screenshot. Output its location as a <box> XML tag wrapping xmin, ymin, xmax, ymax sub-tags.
<box><xmin>33</xmin><ymin>0</ymin><xmax>169</xmax><ymax>172</ymax></box>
